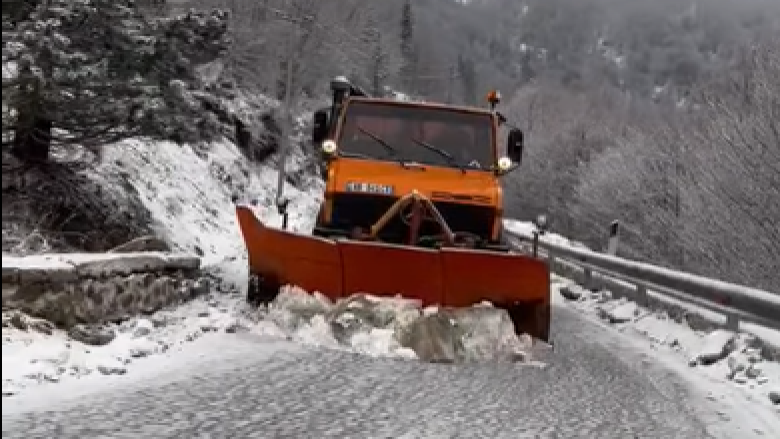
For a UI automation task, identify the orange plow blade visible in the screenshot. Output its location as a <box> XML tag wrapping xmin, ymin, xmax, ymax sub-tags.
<box><xmin>235</xmin><ymin>206</ymin><xmax>551</xmax><ymax>341</ymax></box>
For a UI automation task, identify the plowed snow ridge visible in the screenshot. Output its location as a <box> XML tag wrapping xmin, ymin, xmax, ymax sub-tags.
<box><xmin>3</xmin><ymin>283</ymin><xmax>538</xmax><ymax>396</ymax></box>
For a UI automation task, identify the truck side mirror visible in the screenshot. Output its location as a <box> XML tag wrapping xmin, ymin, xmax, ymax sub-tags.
<box><xmin>507</xmin><ymin>129</ymin><xmax>524</xmax><ymax>164</ymax></box>
<box><xmin>312</xmin><ymin>109</ymin><xmax>329</xmax><ymax>144</ymax></box>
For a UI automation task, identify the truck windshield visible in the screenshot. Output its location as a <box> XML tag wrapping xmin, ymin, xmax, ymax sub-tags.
<box><xmin>337</xmin><ymin>101</ymin><xmax>494</xmax><ymax>170</ymax></box>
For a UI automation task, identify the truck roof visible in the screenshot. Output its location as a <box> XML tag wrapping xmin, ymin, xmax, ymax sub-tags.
<box><xmin>346</xmin><ymin>96</ymin><xmax>496</xmax><ymax>117</ymax></box>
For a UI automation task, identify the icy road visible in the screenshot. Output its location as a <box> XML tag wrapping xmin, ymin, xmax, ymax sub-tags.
<box><xmin>3</xmin><ymin>305</ymin><xmax>737</xmax><ymax>439</ymax></box>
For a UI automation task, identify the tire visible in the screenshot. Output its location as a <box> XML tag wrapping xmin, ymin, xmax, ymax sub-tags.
<box><xmin>247</xmin><ymin>275</ymin><xmax>260</xmax><ymax>305</ymax></box>
<box><xmin>246</xmin><ymin>274</ymin><xmax>280</xmax><ymax>306</ymax></box>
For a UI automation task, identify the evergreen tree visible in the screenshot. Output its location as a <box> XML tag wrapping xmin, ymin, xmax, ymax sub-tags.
<box><xmin>457</xmin><ymin>54</ymin><xmax>478</xmax><ymax>105</ymax></box>
<box><xmin>399</xmin><ymin>0</ymin><xmax>417</xmax><ymax>93</ymax></box>
<box><xmin>371</xmin><ymin>34</ymin><xmax>389</xmax><ymax>97</ymax></box>
<box><xmin>360</xmin><ymin>12</ymin><xmax>388</xmax><ymax>97</ymax></box>
<box><xmin>2</xmin><ymin>0</ymin><xmax>231</xmax><ymax>164</ymax></box>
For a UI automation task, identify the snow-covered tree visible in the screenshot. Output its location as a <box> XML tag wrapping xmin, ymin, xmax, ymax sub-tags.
<box><xmin>399</xmin><ymin>0</ymin><xmax>417</xmax><ymax>93</ymax></box>
<box><xmin>2</xmin><ymin>0</ymin><xmax>231</xmax><ymax>164</ymax></box>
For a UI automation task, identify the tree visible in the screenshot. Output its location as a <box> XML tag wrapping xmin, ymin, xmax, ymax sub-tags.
<box><xmin>457</xmin><ymin>54</ymin><xmax>477</xmax><ymax>105</ymax></box>
<box><xmin>202</xmin><ymin>0</ymin><xmax>385</xmax><ymax>102</ymax></box>
<box><xmin>679</xmin><ymin>40</ymin><xmax>780</xmax><ymax>288</ymax></box>
<box><xmin>369</xmin><ymin>32</ymin><xmax>389</xmax><ymax>96</ymax></box>
<box><xmin>2</xmin><ymin>0</ymin><xmax>231</xmax><ymax>164</ymax></box>
<box><xmin>399</xmin><ymin>0</ymin><xmax>417</xmax><ymax>93</ymax></box>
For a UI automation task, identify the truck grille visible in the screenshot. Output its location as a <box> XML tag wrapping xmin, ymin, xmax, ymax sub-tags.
<box><xmin>328</xmin><ymin>193</ymin><xmax>495</xmax><ymax>242</ymax></box>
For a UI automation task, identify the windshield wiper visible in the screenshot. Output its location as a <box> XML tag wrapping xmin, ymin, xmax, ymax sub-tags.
<box><xmin>338</xmin><ymin>151</ymin><xmax>373</xmax><ymax>159</ymax></box>
<box><xmin>411</xmin><ymin>138</ymin><xmax>466</xmax><ymax>173</ymax></box>
<box><xmin>356</xmin><ymin>125</ymin><xmax>408</xmax><ymax>166</ymax></box>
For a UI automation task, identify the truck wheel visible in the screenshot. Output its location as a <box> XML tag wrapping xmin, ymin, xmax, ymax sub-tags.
<box><xmin>247</xmin><ymin>275</ymin><xmax>262</xmax><ymax>306</ymax></box>
<box><xmin>247</xmin><ymin>274</ymin><xmax>279</xmax><ymax>306</ymax></box>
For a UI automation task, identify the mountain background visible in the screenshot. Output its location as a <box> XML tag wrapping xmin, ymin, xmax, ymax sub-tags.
<box><xmin>3</xmin><ymin>0</ymin><xmax>779</xmax><ymax>290</ymax></box>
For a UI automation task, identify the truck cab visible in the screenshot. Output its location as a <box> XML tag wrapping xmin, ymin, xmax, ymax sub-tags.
<box><xmin>311</xmin><ymin>77</ymin><xmax>524</xmax><ymax>249</ymax></box>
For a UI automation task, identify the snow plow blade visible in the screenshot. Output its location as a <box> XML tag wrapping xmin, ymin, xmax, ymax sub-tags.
<box><xmin>236</xmin><ymin>205</ymin><xmax>551</xmax><ymax>341</ymax></box>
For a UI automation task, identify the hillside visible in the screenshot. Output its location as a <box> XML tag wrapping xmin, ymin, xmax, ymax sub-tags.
<box><xmin>3</xmin><ymin>0</ymin><xmax>779</xmax><ymax>292</ymax></box>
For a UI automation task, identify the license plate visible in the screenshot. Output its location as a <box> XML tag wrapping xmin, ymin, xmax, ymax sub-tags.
<box><xmin>345</xmin><ymin>181</ymin><xmax>394</xmax><ymax>195</ymax></box>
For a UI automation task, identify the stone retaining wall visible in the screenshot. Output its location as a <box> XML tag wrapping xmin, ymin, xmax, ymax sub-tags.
<box><xmin>2</xmin><ymin>252</ymin><xmax>204</xmax><ymax>328</ymax></box>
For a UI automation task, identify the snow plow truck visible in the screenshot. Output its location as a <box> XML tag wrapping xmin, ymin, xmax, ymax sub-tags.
<box><xmin>235</xmin><ymin>77</ymin><xmax>552</xmax><ymax>342</ymax></box>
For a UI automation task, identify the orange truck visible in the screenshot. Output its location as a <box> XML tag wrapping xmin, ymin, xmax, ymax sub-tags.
<box><xmin>235</xmin><ymin>77</ymin><xmax>551</xmax><ymax>341</ymax></box>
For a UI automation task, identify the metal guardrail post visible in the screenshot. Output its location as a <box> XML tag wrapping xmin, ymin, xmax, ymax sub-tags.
<box><xmin>606</xmin><ymin>220</ymin><xmax>620</xmax><ymax>256</ymax></box>
<box><xmin>726</xmin><ymin>312</ymin><xmax>739</xmax><ymax>331</ymax></box>
<box><xmin>532</xmin><ymin>231</ymin><xmax>540</xmax><ymax>257</ymax></box>
<box><xmin>583</xmin><ymin>267</ymin><xmax>593</xmax><ymax>291</ymax></box>
<box><xmin>636</xmin><ymin>284</ymin><xmax>648</xmax><ymax>306</ymax></box>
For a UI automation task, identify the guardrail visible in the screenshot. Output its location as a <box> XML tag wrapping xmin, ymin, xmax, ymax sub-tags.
<box><xmin>506</xmin><ymin>222</ymin><xmax>780</xmax><ymax>334</ymax></box>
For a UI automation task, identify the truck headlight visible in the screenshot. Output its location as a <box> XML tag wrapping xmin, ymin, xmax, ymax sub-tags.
<box><xmin>322</xmin><ymin>140</ymin><xmax>338</xmax><ymax>155</ymax></box>
<box><xmin>497</xmin><ymin>156</ymin><xmax>512</xmax><ymax>172</ymax></box>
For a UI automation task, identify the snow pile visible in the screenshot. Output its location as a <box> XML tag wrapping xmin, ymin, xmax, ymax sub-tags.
<box><xmin>502</xmin><ymin>219</ymin><xmax>587</xmax><ymax>248</ymax></box>
<box><xmin>256</xmin><ymin>286</ymin><xmax>538</xmax><ymax>364</ymax></box>
<box><xmin>385</xmin><ymin>89</ymin><xmax>413</xmax><ymax>102</ymax></box>
<box><xmin>1</xmin><ymin>254</ymin><xmax>280</xmax><ymax>397</ymax></box>
<box><xmin>2</xmin><ymin>291</ymin><xmax>248</xmax><ymax>397</ymax></box>
<box><xmin>2</xmin><ymin>281</ymin><xmax>542</xmax><ymax>397</ymax></box>
<box><xmin>2</xmin><ymin>250</ymin><xmax>199</xmax><ymax>273</ymax></box>
<box><xmin>555</xmin><ymin>279</ymin><xmax>780</xmax><ymax>408</ymax></box>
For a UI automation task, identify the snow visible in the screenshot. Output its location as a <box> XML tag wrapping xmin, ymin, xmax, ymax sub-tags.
<box><xmin>2</xmin><ymin>61</ymin><xmax>17</xmax><ymax>80</ymax></box>
<box><xmin>506</xmin><ymin>218</ymin><xmax>780</xmax><ymax>353</ymax></box>
<box><xmin>2</xmin><ymin>284</ymin><xmax>538</xmax><ymax>396</ymax></box>
<box><xmin>3</xmin><ymin>89</ymin><xmax>778</xmax><ymax>432</ymax></box>
<box><xmin>601</xmin><ymin>301</ymin><xmax>640</xmax><ymax>324</ymax></box>
<box><xmin>2</xmin><ymin>293</ymin><xmax>247</xmax><ymax>396</ymax></box>
<box><xmin>2</xmin><ymin>251</ymin><xmax>194</xmax><ymax>270</ymax></box>
<box><xmin>554</xmin><ymin>278</ymin><xmax>780</xmax><ymax>411</ymax></box>
<box><xmin>694</xmin><ymin>329</ymin><xmax>737</xmax><ymax>365</ymax></box>
<box><xmin>1</xmin><ymin>253</ymin><xmax>73</xmax><ymax>271</ymax></box>
<box><xmin>258</xmin><ymin>286</ymin><xmax>534</xmax><ymax>363</ymax></box>
<box><xmin>384</xmin><ymin>87</ymin><xmax>413</xmax><ymax>102</ymax></box>
<box><xmin>2</xmin><ymin>333</ymin><xmax>303</xmax><ymax>414</ymax></box>
<box><xmin>90</xmin><ymin>137</ymin><xmax>323</xmax><ymax>266</ymax></box>
<box><xmin>503</xmin><ymin>218</ymin><xmax>587</xmax><ymax>248</ymax></box>
<box><xmin>2</xmin><ymin>116</ymin><xmax>328</xmax><ymax>395</ymax></box>
<box><xmin>742</xmin><ymin>323</ymin><xmax>780</xmax><ymax>356</ymax></box>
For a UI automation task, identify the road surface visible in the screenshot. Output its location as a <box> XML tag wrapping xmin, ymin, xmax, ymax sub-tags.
<box><xmin>2</xmin><ymin>305</ymin><xmax>719</xmax><ymax>439</ymax></box>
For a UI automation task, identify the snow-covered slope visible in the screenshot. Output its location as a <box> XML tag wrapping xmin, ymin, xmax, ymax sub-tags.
<box><xmin>3</xmin><ymin>110</ymin><xmax>331</xmax><ymax>394</ymax></box>
<box><xmin>91</xmin><ymin>137</ymin><xmax>321</xmax><ymax>266</ymax></box>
